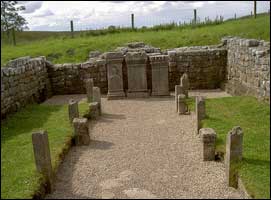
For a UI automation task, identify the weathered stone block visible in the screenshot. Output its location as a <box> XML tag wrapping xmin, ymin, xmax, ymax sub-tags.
<box><xmin>93</xmin><ymin>86</ymin><xmax>101</xmax><ymax>115</ymax></box>
<box><xmin>68</xmin><ymin>99</ymin><xmax>79</xmax><ymax>123</ymax></box>
<box><xmin>199</xmin><ymin>128</ymin><xmax>216</xmax><ymax>161</ymax></box>
<box><xmin>105</xmin><ymin>52</ymin><xmax>125</xmax><ymax>100</ymax></box>
<box><xmin>32</xmin><ymin>130</ymin><xmax>53</xmax><ymax>192</ymax></box>
<box><xmin>73</xmin><ymin>118</ymin><xmax>90</xmax><ymax>145</ymax></box>
<box><xmin>85</xmin><ymin>78</ymin><xmax>94</xmax><ymax>102</ymax></box>
<box><xmin>89</xmin><ymin>102</ymin><xmax>99</xmax><ymax>119</ymax></box>
<box><xmin>225</xmin><ymin>126</ymin><xmax>243</xmax><ymax>188</ymax></box>
<box><xmin>125</xmin><ymin>52</ymin><xmax>149</xmax><ymax>97</ymax></box>
<box><xmin>178</xmin><ymin>94</ymin><xmax>189</xmax><ymax>114</ymax></box>
<box><xmin>180</xmin><ymin>73</ymin><xmax>189</xmax><ymax>98</ymax></box>
<box><xmin>150</xmin><ymin>55</ymin><xmax>170</xmax><ymax>96</ymax></box>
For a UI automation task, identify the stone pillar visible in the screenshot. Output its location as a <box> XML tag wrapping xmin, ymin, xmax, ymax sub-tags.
<box><xmin>68</xmin><ymin>99</ymin><xmax>79</xmax><ymax>123</ymax></box>
<box><xmin>175</xmin><ymin>85</ymin><xmax>181</xmax><ymax>112</ymax></box>
<box><xmin>180</xmin><ymin>73</ymin><xmax>189</xmax><ymax>98</ymax></box>
<box><xmin>196</xmin><ymin>96</ymin><xmax>206</xmax><ymax>120</ymax></box>
<box><xmin>178</xmin><ymin>94</ymin><xmax>189</xmax><ymax>114</ymax></box>
<box><xmin>225</xmin><ymin>126</ymin><xmax>243</xmax><ymax>188</ymax></box>
<box><xmin>125</xmin><ymin>51</ymin><xmax>149</xmax><ymax>97</ymax></box>
<box><xmin>149</xmin><ymin>55</ymin><xmax>170</xmax><ymax>96</ymax></box>
<box><xmin>89</xmin><ymin>102</ymin><xmax>99</xmax><ymax>119</ymax></box>
<box><xmin>73</xmin><ymin>118</ymin><xmax>90</xmax><ymax>145</ymax></box>
<box><xmin>199</xmin><ymin>128</ymin><xmax>216</xmax><ymax>161</ymax></box>
<box><xmin>85</xmin><ymin>78</ymin><xmax>94</xmax><ymax>103</ymax></box>
<box><xmin>32</xmin><ymin>130</ymin><xmax>53</xmax><ymax>192</ymax></box>
<box><xmin>105</xmin><ymin>52</ymin><xmax>125</xmax><ymax>100</ymax></box>
<box><xmin>196</xmin><ymin>96</ymin><xmax>205</xmax><ymax>133</ymax></box>
<box><xmin>93</xmin><ymin>86</ymin><xmax>101</xmax><ymax>115</ymax></box>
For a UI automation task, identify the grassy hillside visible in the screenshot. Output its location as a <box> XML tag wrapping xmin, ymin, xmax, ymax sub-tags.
<box><xmin>1</xmin><ymin>13</ymin><xmax>270</xmax><ymax>66</ymax></box>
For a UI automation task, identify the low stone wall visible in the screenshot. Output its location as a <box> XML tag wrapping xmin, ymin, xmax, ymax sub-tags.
<box><xmin>224</xmin><ymin>37</ymin><xmax>270</xmax><ymax>102</ymax></box>
<box><xmin>1</xmin><ymin>57</ymin><xmax>52</xmax><ymax>119</ymax></box>
<box><xmin>47</xmin><ymin>59</ymin><xmax>107</xmax><ymax>95</ymax></box>
<box><xmin>167</xmin><ymin>45</ymin><xmax>227</xmax><ymax>91</ymax></box>
<box><xmin>1</xmin><ymin>37</ymin><xmax>269</xmax><ymax>119</ymax></box>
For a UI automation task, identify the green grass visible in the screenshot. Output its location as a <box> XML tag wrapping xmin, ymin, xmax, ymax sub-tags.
<box><xmin>1</xmin><ymin>102</ymin><xmax>88</xmax><ymax>199</ymax></box>
<box><xmin>1</xmin><ymin>13</ymin><xmax>270</xmax><ymax>66</ymax></box>
<box><xmin>187</xmin><ymin>96</ymin><xmax>270</xmax><ymax>199</ymax></box>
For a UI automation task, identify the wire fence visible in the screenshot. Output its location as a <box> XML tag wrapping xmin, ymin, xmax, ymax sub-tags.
<box><xmin>69</xmin><ymin>2</ymin><xmax>270</xmax><ymax>31</ymax></box>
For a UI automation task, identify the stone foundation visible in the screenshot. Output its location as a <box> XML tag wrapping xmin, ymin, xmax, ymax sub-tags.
<box><xmin>1</xmin><ymin>37</ymin><xmax>269</xmax><ymax>119</ymax></box>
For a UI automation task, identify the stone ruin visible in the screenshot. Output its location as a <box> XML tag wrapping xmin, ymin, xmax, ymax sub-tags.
<box><xmin>1</xmin><ymin>37</ymin><xmax>270</xmax><ymax>118</ymax></box>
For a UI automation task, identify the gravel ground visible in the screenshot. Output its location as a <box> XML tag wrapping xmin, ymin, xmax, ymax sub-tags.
<box><xmin>45</xmin><ymin>90</ymin><xmax>245</xmax><ymax>199</ymax></box>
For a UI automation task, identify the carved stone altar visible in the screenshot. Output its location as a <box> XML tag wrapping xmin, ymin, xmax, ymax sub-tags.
<box><xmin>105</xmin><ymin>52</ymin><xmax>125</xmax><ymax>99</ymax></box>
<box><xmin>125</xmin><ymin>51</ymin><xmax>149</xmax><ymax>97</ymax></box>
<box><xmin>149</xmin><ymin>55</ymin><xmax>170</xmax><ymax>96</ymax></box>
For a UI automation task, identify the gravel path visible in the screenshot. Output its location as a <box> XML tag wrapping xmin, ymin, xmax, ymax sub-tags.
<box><xmin>46</xmin><ymin>91</ymin><xmax>245</xmax><ymax>199</ymax></box>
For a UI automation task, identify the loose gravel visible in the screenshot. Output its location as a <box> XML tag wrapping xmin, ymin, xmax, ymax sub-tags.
<box><xmin>46</xmin><ymin>90</ymin><xmax>245</xmax><ymax>199</ymax></box>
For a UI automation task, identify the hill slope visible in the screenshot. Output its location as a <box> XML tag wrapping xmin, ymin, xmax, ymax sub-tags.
<box><xmin>1</xmin><ymin>14</ymin><xmax>270</xmax><ymax>66</ymax></box>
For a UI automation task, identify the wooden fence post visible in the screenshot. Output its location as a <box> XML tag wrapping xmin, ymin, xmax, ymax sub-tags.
<box><xmin>32</xmin><ymin>131</ymin><xmax>53</xmax><ymax>193</ymax></box>
<box><xmin>12</xmin><ymin>27</ymin><xmax>16</xmax><ymax>46</ymax></box>
<box><xmin>70</xmin><ymin>20</ymin><xmax>74</xmax><ymax>38</ymax></box>
<box><xmin>131</xmin><ymin>13</ymin><xmax>134</xmax><ymax>29</ymax></box>
<box><xmin>194</xmin><ymin>9</ymin><xmax>197</xmax><ymax>23</ymax></box>
<box><xmin>254</xmin><ymin>1</ymin><xmax>257</xmax><ymax>18</ymax></box>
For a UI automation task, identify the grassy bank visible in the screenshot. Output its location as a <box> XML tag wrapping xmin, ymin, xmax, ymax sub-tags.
<box><xmin>1</xmin><ymin>14</ymin><xmax>270</xmax><ymax>66</ymax></box>
<box><xmin>187</xmin><ymin>96</ymin><xmax>270</xmax><ymax>199</ymax></box>
<box><xmin>1</xmin><ymin>102</ymin><xmax>88</xmax><ymax>199</ymax></box>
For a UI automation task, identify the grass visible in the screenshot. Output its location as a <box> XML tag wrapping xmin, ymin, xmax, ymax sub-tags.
<box><xmin>1</xmin><ymin>13</ymin><xmax>270</xmax><ymax>66</ymax></box>
<box><xmin>187</xmin><ymin>96</ymin><xmax>270</xmax><ymax>199</ymax></box>
<box><xmin>1</xmin><ymin>102</ymin><xmax>88</xmax><ymax>199</ymax></box>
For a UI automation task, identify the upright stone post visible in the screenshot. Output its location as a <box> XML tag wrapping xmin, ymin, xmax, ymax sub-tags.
<box><xmin>73</xmin><ymin>118</ymin><xmax>90</xmax><ymax>145</ymax></box>
<box><xmin>149</xmin><ymin>55</ymin><xmax>170</xmax><ymax>96</ymax></box>
<box><xmin>85</xmin><ymin>78</ymin><xmax>94</xmax><ymax>103</ymax></box>
<box><xmin>196</xmin><ymin>96</ymin><xmax>206</xmax><ymax>120</ymax></box>
<box><xmin>68</xmin><ymin>99</ymin><xmax>79</xmax><ymax>123</ymax></box>
<box><xmin>89</xmin><ymin>102</ymin><xmax>99</xmax><ymax>119</ymax></box>
<box><xmin>93</xmin><ymin>86</ymin><xmax>101</xmax><ymax>115</ymax></box>
<box><xmin>199</xmin><ymin>128</ymin><xmax>216</xmax><ymax>161</ymax></box>
<box><xmin>32</xmin><ymin>131</ymin><xmax>53</xmax><ymax>192</ymax></box>
<box><xmin>105</xmin><ymin>52</ymin><xmax>125</xmax><ymax>100</ymax></box>
<box><xmin>178</xmin><ymin>94</ymin><xmax>189</xmax><ymax>114</ymax></box>
<box><xmin>196</xmin><ymin>96</ymin><xmax>205</xmax><ymax>134</ymax></box>
<box><xmin>125</xmin><ymin>51</ymin><xmax>149</xmax><ymax>97</ymax></box>
<box><xmin>175</xmin><ymin>85</ymin><xmax>182</xmax><ymax>112</ymax></box>
<box><xmin>225</xmin><ymin>126</ymin><xmax>243</xmax><ymax>188</ymax></box>
<box><xmin>180</xmin><ymin>73</ymin><xmax>189</xmax><ymax>98</ymax></box>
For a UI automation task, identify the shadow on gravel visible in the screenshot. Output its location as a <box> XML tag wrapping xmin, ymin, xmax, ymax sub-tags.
<box><xmin>102</xmin><ymin>113</ymin><xmax>126</xmax><ymax>119</ymax></box>
<box><xmin>89</xmin><ymin>139</ymin><xmax>114</xmax><ymax>150</ymax></box>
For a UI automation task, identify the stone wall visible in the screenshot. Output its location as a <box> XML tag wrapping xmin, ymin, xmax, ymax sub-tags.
<box><xmin>47</xmin><ymin>59</ymin><xmax>107</xmax><ymax>95</ymax></box>
<box><xmin>167</xmin><ymin>45</ymin><xmax>227</xmax><ymax>91</ymax></box>
<box><xmin>223</xmin><ymin>37</ymin><xmax>270</xmax><ymax>102</ymax></box>
<box><xmin>1</xmin><ymin>57</ymin><xmax>52</xmax><ymax>119</ymax></box>
<box><xmin>1</xmin><ymin>37</ymin><xmax>269</xmax><ymax>119</ymax></box>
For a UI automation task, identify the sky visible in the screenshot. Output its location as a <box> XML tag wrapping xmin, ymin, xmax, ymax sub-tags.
<box><xmin>18</xmin><ymin>1</ymin><xmax>270</xmax><ymax>31</ymax></box>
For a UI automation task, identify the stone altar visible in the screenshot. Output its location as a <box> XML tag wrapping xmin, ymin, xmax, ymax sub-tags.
<box><xmin>105</xmin><ymin>52</ymin><xmax>125</xmax><ymax>99</ymax></box>
<box><xmin>149</xmin><ymin>55</ymin><xmax>170</xmax><ymax>96</ymax></box>
<box><xmin>125</xmin><ymin>51</ymin><xmax>149</xmax><ymax>97</ymax></box>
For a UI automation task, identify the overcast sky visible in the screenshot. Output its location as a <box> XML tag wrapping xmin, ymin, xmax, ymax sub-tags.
<box><xmin>19</xmin><ymin>1</ymin><xmax>270</xmax><ymax>31</ymax></box>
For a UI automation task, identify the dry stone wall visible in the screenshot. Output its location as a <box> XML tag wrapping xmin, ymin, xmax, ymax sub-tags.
<box><xmin>1</xmin><ymin>57</ymin><xmax>52</xmax><ymax>118</ymax></box>
<box><xmin>47</xmin><ymin>59</ymin><xmax>107</xmax><ymax>94</ymax></box>
<box><xmin>223</xmin><ymin>37</ymin><xmax>270</xmax><ymax>102</ymax></box>
<box><xmin>1</xmin><ymin>37</ymin><xmax>269</xmax><ymax>119</ymax></box>
<box><xmin>167</xmin><ymin>45</ymin><xmax>227</xmax><ymax>91</ymax></box>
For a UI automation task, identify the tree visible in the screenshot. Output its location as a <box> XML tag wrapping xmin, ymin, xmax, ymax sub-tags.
<box><xmin>1</xmin><ymin>1</ymin><xmax>28</xmax><ymax>38</ymax></box>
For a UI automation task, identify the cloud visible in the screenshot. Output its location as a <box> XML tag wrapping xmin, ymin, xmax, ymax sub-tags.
<box><xmin>33</xmin><ymin>9</ymin><xmax>54</xmax><ymax>17</ymax></box>
<box><xmin>21</xmin><ymin>1</ymin><xmax>43</xmax><ymax>14</ymax></box>
<box><xmin>20</xmin><ymin>1</ymin><xmax>270</xmax><ymax>31</ymax></box>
